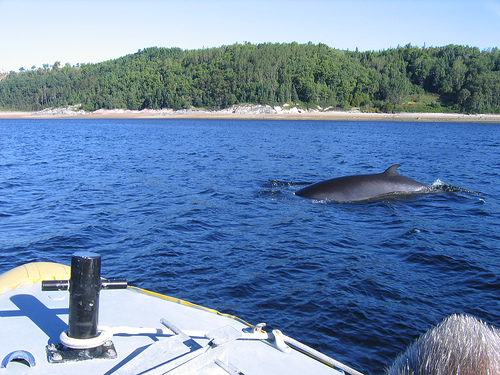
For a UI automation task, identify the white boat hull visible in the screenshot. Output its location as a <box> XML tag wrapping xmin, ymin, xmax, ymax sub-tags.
<box><xmin>0</xmin><ymin>261</ymin><xmax>360</xmax><ymax>374</ymax></box>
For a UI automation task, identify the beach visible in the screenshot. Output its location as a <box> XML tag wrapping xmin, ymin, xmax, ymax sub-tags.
<box><xmin>1</xmin><ymin>106</ymin><xmax>500</xmax><ymax>123</ymax></box>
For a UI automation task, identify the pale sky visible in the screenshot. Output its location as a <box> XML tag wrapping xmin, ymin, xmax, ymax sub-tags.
<box><xmin>1</xmin><ymin>0</ymin><xmax>499</xmax><ymax>72</ymax></box>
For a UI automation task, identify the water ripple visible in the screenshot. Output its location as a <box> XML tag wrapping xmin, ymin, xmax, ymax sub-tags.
<box><xmin>1</xmin><ymin>119</ymin><xmax>500</xmax><ymax>374</ymax></box>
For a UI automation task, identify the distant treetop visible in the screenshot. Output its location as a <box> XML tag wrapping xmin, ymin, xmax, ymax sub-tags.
<box><xmin>0</xmin><ymin>42</ymin><xmax>498</xmax><ymax>114</ymax></box>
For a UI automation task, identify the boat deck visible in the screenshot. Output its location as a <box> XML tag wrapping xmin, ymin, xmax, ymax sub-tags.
<box><xmin>1</xmin><ymin>282</ymin><xmax>348</xmax><ymax>374</ymax></box>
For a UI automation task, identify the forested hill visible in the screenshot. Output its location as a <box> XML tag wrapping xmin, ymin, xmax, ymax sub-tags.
<box><xmin>1</xmin><ymin>42</ymin><xmax>499</xmax><ymax>114</ymax></box>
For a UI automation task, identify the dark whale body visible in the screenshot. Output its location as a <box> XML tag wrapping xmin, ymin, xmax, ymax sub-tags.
<box><xmin>295</xmin><ymin>164</ymin><xmax>428</xmax><ymax>202</ymax></box>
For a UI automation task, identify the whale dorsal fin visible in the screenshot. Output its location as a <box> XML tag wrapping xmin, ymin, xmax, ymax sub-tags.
<box><xmin>383</xmin><ymin>164</ymin><xmax>402</xmax><ymax>175</ymax></box>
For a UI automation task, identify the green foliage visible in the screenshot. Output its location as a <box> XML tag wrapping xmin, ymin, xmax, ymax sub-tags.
<box><xmin>1</xmin><ymin>43</ymin><xmax>499</xmax><ymax>113</ymax></box>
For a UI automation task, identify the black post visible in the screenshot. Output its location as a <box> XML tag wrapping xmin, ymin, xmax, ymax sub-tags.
<box><xmin>68</xmin><ymin>252</ymin><xmax>101</xmax><ymax>339</ymax></box>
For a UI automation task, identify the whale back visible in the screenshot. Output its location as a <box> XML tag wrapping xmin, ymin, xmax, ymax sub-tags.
<box><xmin>295</xmin><ymin>164</ymin><xmax>427</xmax><ymax>202</ymax></box>
<box><xmin>383</xmin><ymin>164</ymin><xmax>402</xmax><ymax>175</ymax></box>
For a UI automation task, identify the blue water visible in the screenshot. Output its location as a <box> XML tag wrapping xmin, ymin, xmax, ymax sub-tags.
<box><xmin>1</xmin><ymin>119</ymin><xmax>499</xmax><ymax>374</ymax></box>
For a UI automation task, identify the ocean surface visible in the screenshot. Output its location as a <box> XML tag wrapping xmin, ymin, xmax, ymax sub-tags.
<box><xmin>1</xmin><ymin>119</ymin><xmax>499</xmax><ymax>374</ymax></box>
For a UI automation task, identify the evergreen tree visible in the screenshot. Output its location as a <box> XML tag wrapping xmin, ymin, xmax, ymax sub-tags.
<box><xmin>1</xmin><ymin>42</ymin><xmax>499</xmax><ymax>113</ymax></box>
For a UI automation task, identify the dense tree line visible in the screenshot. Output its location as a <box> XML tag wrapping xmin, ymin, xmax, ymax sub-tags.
<box><xmin>1</xmin><ymin>42</ymin><xmax>499</xmax><ymax>113</ymax></box>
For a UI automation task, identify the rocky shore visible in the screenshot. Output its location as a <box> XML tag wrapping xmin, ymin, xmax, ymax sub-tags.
<box><xmin>1</xmin><ymin>104</ymin><xmax>500</xmax><ymax>123</ymax></box>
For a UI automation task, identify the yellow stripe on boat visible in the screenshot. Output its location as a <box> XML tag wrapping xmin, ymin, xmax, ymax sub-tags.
<box><xmin>128</xmin><ymin>285</ymin><xmax>254</xmax><ymax>328</ymax></box>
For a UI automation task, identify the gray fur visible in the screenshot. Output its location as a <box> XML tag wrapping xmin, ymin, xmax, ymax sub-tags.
<box><xmin>387</xmin><ymin>314</ymin><xmax>500</xmax><ymax>375</ymax></box>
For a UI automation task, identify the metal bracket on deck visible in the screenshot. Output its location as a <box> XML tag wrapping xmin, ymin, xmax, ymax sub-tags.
<box><xmin>109</xmin><ymin>320</ymin><xmax>245</xmax><ymax>375</ymax></box>
<box><xmin>269</xmin><ymin>329</ymin><xmax>292</xmax><ymax>353</ymax></box>
<box><xmin>41</xmin><ymin>252</ymin><xmax>127</xmax><ymax>364</ymax></box>
<box><xmin>46</xmin><ymin>340</ymin><xmax>118</xmax><ymax>364</ymax></box>
<box><xmin>1</xmin><ymin>350</ymin><xmax>36</xmax><ymax>368</ymax></box>
<box><xmin>250</xmin><ymin>322</ymin><xmax>267</xmax><ymax>334</ymax></box>
<box><xmin>244</xmin><ymin>323</ymin><xmax>291</xmax><ymax>353</ymax></box>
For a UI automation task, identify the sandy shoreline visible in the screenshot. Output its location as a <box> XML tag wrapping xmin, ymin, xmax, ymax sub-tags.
<box><xmin>1</xmin><ymin>108</ymin><xmax>500</xmax><ymax>123</ymax></box>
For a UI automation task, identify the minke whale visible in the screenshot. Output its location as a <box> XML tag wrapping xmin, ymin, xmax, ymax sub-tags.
<box><xmin>295</xmin><ymin>164</ymin><xmax>428</xmax><ymax>202</ymax></box>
